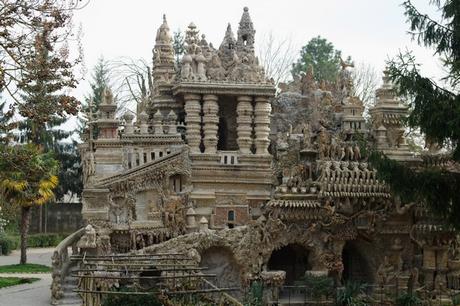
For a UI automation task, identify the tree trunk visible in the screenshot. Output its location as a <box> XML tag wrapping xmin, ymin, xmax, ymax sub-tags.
<box><xmin>20</xmin><ymin>206</ymin><xmax>32</xmax><ymax>265</ymax></box>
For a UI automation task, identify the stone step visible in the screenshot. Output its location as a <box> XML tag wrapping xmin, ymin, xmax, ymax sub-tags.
<box><xmin>58</xmin><ymin>297</ymin><xmax>82</xmax><ymax>306</ymax></box>
<box><xmin>63</xmin><ymin>285</ymin><xmax>77</xmax><ymax>293</ymax></box>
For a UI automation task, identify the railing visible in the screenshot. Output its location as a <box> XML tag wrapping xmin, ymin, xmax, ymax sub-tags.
<box><xmin>269</xmin><ymin>285</ymin><xmax>335</xmax><ymax>305</ymax></box>
<box><xmin>219</xmin><ymin>151</ymin><xmax>239</xmax><ymax>165</ymax></box>
<box><xmin>50</xmin><ymin>227</ymin><xmax>85</xmax><ymax>305</ymax></box>
<box><xmin>201</xmin><ymin>278</ymin><xmax>244</xmax><ymax>306</ymax></box>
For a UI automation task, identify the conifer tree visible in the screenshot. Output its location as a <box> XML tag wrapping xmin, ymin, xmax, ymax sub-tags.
<box><xmin>292</xmin><ymin>36</ymin><xmax>344</xmax><ymax>82</ymax></box>
<box><xmin>370</xmin><ymin>0</ymin><xmax>460</xmax><ymax>227</ymax></box>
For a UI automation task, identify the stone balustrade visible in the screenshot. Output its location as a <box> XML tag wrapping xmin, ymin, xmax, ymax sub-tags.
<box><xmin>51</xmin><ymin>227</ymin><xmax>86</xmax><ymax>305</ymax></box>
<box><xmin>219</xmin><ymin>151</ymin><xmax>239</xmax><ymax>165</ymax></box>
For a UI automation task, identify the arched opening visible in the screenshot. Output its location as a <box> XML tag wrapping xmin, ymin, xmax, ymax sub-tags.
<box><xmin>169</xmin><ymin>174</ymin><xmax>183</xmax><ymax>193</ymax></box>
<box><xmin>268</xmin><ymin>244</ymin><xmax>310</xmax><ymax>285</ymax></box>
<box><xmin>200</xmin><ymin>246</ymin><xmax>241</xmax><ymax>289</ymax></box>
<box><xmin>342</xmin><ymin>240</ymin><xmax>374</xmax><ymax>285</ymax></box>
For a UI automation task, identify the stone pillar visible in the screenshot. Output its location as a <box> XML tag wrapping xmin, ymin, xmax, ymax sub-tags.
<box><xmin>153</xmin><ymin>110</ymin><xmax>163</xmax><ymax>135</ymax></box>
<box><xmin>184</xmin><ymin>94</ymin><xmax>202</xmax><ymax>153</ymax></box>
<box><xmin>138</xmin><ymin>148</ymin><xmax>144</xmax><ymax>165</ymax></box>
<box><xmin>236</xmin><ymin>96</ymin><xmax>253</xmax><ymax>154</ymax></box>
<box><xmin>138</xmin><ymin>111</ymin><xmax>149</xmax><ymax>134</ymax></box>
<box><xmin>254</xmin><ymin>96</ymin><xmax>271</xmax><ymax>155</ymax></box>
<box><xmin>124</xmin><ymin>112</ymin><xmax>135</xmax><ymax>134</ymax></box>
<box><xmin>129</xmin><ymin>148</ymin><xmax>136</xmax><ymax>168</ymax></box>
<box><xmin>202</xmin><ymin>95</ymin><xmax>219</xmax><ymax>154</ymax></box>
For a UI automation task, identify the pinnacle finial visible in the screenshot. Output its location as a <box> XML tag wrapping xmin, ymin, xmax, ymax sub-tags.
<box><xmin>243</xmin><ymin>6</ymin><xmax>249</xmax><ymax>12</ymax></box>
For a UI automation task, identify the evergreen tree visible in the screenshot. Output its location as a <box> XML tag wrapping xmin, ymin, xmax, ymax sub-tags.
<box><xmin>84</xmin><ymin>56</ymin><xmax>111</xmax><ymax>114</ymax></box>
<box><xmin>370</xmin><ymin>0</ymin><xmax>460</xmax><ymax>227</ymax></box>
<box><xmin>13</xmin><ymin>25</ymin><xmax>79</xmax><ymax>264</ymax></box>
<box><xmin>291</xmin><ymin>36</ymin><xmax>345</xmax><ymax>82</ymax></box>
<box><xmin>173</xmin><ymin>30</ymin><xmax>185</xmax><ymax>66</ymax></box>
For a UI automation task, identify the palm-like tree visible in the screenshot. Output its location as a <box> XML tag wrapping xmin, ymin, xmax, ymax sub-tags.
<box><xmin>0</xmin><ymin>144</ymin><xmax>59</xmax><ymax>264</ymax></box>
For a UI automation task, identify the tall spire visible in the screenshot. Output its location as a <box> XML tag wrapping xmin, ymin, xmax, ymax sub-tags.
<box><xmin>155</xmin><ymin>14</ymin><xmax>172</xmax><ymax>44</ymax></box>
<box><xmin>236</xmin><ymin>7</ymin><xmax>255</xmax><ymax>51</ymax></box>
<box><xmin>152</xmin><ymin>14</ymin><xmax>177</xmax><ymax>115</ymax></box>
<box><xmin>220</xmin><ymin>23</ymin><xmax>236</xmax><ymax>50</ymax></box>
<box><xmin>152</xmin><ymin>14</ymin><xmax>174</xmax><ymax>81</ymax></box>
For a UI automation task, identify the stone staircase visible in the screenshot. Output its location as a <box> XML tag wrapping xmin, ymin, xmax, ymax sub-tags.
<box><xmin>56</xmin><ymin>265</ymin><xmax>81</xmax><ymax>306</ymax></box>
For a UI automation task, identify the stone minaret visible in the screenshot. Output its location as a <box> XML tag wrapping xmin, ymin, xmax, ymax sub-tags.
<box><xmin>236</xmin><ymin>7</ymin><xmax>255</xmax><ymax>53</ymax></box>
<box><xmin>370</xmin><ymin>70</ymin><xmax>412</xmax><ymax>160</ymax></box>
<box><xmin>152</xmin><ymin>15</ymin><xmax>178</xmax><ymax>117</ymax></box>
<box><xmin>97</xmin><ymin>88</ymin><xmax>118</xmax><ymax>139</ymax></box>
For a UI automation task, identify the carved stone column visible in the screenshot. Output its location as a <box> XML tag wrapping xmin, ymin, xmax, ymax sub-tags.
<box><xmin>202</xmin><ymin>95</ymin><xmax>219</xmax><ymax>154</ymax></box>
<box><xmin>184</xmin><ymin>94</ymin><xmax>202</xmax><ymax>153</ymax></box>
<box><xmin>236</xmin><ymin>96</ymin><xmax>253</xmax><ymax>154</ymax></box>
<box><xmin>254</xmin><ymin>96</ymin><xmax>271</xmax><ymax>155</ymax></box>
<box><xmin>138</xmin><ymin>148</ymin><xmax>144</xmax><ymax>165</ymax></box>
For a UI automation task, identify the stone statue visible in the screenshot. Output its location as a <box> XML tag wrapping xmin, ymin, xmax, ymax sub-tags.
<box><xmin>77</xmin><ymin>225</ymin><xmax>97</xmax><ymax>249</ymax></box>
<box><xmin>83</xmin><ymin>151</ymin><xmax>95</xmax><ymax>186</ymax></box>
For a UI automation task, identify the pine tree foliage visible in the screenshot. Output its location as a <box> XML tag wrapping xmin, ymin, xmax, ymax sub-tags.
<box><xmin>173</xmin><ymin>30</ymin><xmax>185</xmax><ymax>65</ymax></box>
<box><xmin>291</xmin><ymin>36</ymin><xmax>344</xmax><ymax>83</ymax></box>
<box><xmin>370</xmin><ymin>0</ymin><xmax>460</xmax><ymax>227</ymax></box>
<box><xmin>84</xmin><ymin>56</ymin><xmax>112</xmax><ymax>114</ymax></box>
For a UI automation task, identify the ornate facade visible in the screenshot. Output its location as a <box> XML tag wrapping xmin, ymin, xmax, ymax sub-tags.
<box><xmin>63</xmin><ymin>7</ymin><xmax>460</xmax><ymax>305</ymax></box>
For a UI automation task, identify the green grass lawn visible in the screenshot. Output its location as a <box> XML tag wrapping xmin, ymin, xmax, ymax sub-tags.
<box><xmin>0</xmin><ymin>277</ymin><xmax>39</xmax><ymax>289</ymax></box>
<box><xmin>0</xmin><ymin>263</ymin><xmax>51</xmax><ymax>273</ymax></box>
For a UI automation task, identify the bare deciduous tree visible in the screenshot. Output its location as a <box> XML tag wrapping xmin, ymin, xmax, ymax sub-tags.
<box><xmin>256</xmin><ymin>31</ymin><xmax>297</xmax><ymax>86</ymax></box>
<box><xmin>351</xmin><ymin>62</ymin><xmax>380</xmax><ymax>108</ymax></box>
<box><xmin>110</xmin><ymin>57</ymin><xmax>153</xmax><ymax>116</ymax></box>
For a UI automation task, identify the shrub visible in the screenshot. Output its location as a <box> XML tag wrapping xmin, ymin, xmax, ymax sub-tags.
<box><xmin>27</xmin><ymin>233</ymin><xmax>67</xmax><ymax>248</ymax></box>
<box><xmin>102</xmin><ymin>287</ymin><xmax>162</xmax><ymax>306</ymax></box>
<box><xmin>302</xmin><ymin>273</ymin><xmax>334</xmax><ymax>299</ymax></box>
<box><xmin>336</xmin><ymin>281</ymin><xmax>369</xmax><ymax>306</ymax></box>
<box><xmin>396</xmin><ymin>293</ymin><xmax>422</xmax><ymax>306</ymax></box>
<box><xmin>0</xmin><ymin>233</ymin><xmax>19</xmax><ymax>255</ymax></box>
<box><xmin>244</xmin><ymin>280</ymin><xmax>264</xmax><ymax>306</ymax></box>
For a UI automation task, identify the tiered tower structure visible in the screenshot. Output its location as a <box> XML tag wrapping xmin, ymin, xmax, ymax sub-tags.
<box><xmin>370</xmin><ymin>70</ymin><xmax>412</xmax><ymax>160</ymax></box>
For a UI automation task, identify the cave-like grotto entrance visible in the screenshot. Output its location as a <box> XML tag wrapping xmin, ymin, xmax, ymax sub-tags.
<box><xmin>341</xmin><ymin>240</ymin><xmax>374</xmax><ymax>285</ymax></box>
<box><xmin>199</xmin><ymin>246</ymin><xmax>242</xmax><ymax>290</ymax></box>
<box><xmin>267</xmin><ymin>244</ymin><xmax>311</xmax><ymax>285</ymax></box>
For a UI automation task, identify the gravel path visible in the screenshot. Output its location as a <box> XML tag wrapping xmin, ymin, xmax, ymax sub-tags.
<box><xmin>0</xmin><ymin>248</ymin><xmax>54</xmax><ymax>306</ymax></box>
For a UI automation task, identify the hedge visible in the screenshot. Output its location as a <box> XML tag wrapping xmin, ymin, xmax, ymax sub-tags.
<box><xmin>0</xmin><ymin>233</ymin><xmax>19</xmax><ymax>255</ymax></box>
<box><xmin>0</xmin><ymin>233</ymin><xmax>69</xmax><ymax>254</ymax></box>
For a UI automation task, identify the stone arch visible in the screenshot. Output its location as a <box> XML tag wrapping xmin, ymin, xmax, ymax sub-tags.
<box><xmin>267</xmin><ymin>243</ymin><xmax>311</xmax><ymax>285</ymax></box>
<box><xmin>199</xmin><ymin>245</ymin><xmax>242</xmax><ymax>289</ymax></box>
<box><xmin>342</xmin><ymin>239</ymin><xmax>376</xmax><ymax>285</ymax></box>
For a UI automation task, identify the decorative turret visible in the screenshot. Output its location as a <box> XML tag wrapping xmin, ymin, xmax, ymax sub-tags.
<box><xmin>218</xmin><ymin>23</ymin><xmax>237</xmax><ymax>70</ymax></box>
<box><xmin>370</xmin><ymin>70</ymin><xmax>412</xmax><ymax>160</ymax></box>
<box><xmin>123</xmin><ymin>112</ymin><xmax>135</xmax><ymax>135</ymax></box>
<box><xmin>341</xmin><ymin>96</ymin><xmax>366</xmax><ymax>134</ymax></box>
<box><xmin>153</xmin><ymin>109</ymin><xmax>163</xmax><ymax>135</ymax></box>
<box><xmin>220</xmin><ymin>23</ymin><xmax>236</xmax><ymax>52</ymax></box>
<box><xmin>152</xmin><ymin>14</ymin><xmax>175</xmax><ymax>84</ymax></box>
<box><xmin>236</xmin><ymin>7</ymin><xmax>255</xmax><ymax>53</ymax></box>
<box><xmin>179</xmin><ymin>23</ymin><xmax>207</xmax><ymax>82</ymax></box>
<box><xmin>138</xmin><ymin>111</ymin><xmax>149</xmax><ymax>134</ymax></box>
<box><xmin>152</xmin><ymin>14</ymin><xmax>179</xmax><ymax>119</ymax></box>
<box><xmin>97</xmin><ymin>87</ymin><xmax>118</xmax><ymax>139</ymax></box>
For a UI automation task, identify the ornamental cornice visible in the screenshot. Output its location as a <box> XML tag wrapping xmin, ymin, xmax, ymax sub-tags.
<box><xmin>173</xmin><ymin>81</ymin><xmax>276</xmax><ymax>97</ymax></box>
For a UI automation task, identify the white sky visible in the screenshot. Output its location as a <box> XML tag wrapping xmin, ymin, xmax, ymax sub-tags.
<box><xmin>72</xmin><ymin>0</ymin><xmax>445</xmax><ymax>101</ymax></box>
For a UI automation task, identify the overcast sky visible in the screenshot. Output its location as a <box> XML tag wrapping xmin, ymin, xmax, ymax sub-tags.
<box><xmin>72</xmin><ymin>0</ymin><xmax>444</xmax><ymax>101</ymax></box>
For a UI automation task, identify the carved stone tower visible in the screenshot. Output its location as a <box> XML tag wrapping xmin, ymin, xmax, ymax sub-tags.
<box><xmin>152</xmin><ymin>15</ymin><xmax>179</xmax><ymax>116</ymax></box>
<box><xmin>236</xmin><ymin>7</ymin><xmax>255</xmax><ymax>53</ymax></box>
<box><xmin>370</xmin><ymin>70</ymin><xmax>412</xmax><ymax>160</ymax></box>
